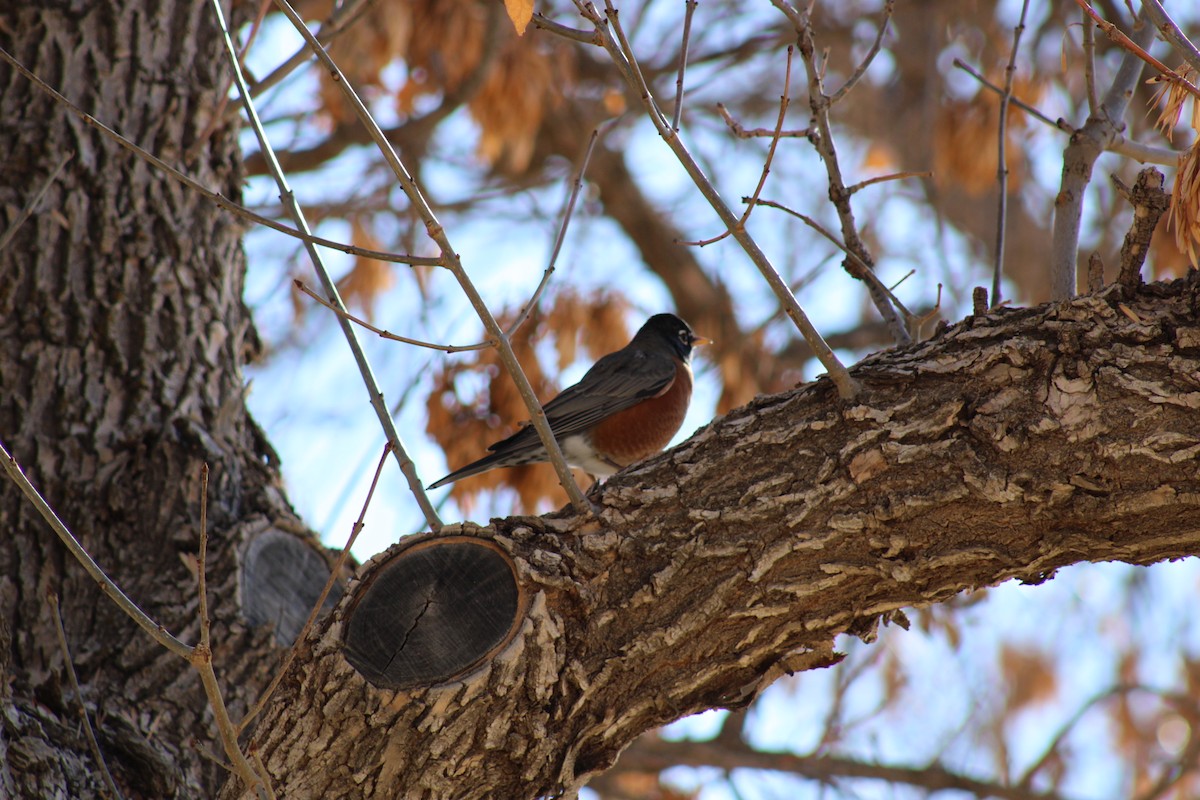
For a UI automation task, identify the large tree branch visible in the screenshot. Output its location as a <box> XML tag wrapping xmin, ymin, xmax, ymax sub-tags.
<box><xmin>233</xmin><ymin>273</ymin><xmax>1200</xmax><ymax>799</ymax></box>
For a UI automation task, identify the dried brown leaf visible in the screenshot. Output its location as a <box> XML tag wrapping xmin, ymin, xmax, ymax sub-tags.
<box><xmin>1168</xmin><ymin>141</ymin><xmax>1200</xmax><ymax>267</ymax></box>
<box><xmin>503</xmin><ymin>0</ymin><xmax>534</xmax><ymax>36</ymax></box>
<box><xmin>1000</xmin><ymin>644</ymin><xmax>1058</xmax><ymax>714</ymax></box>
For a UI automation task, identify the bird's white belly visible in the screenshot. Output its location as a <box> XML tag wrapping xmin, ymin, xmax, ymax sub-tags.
<box><xmin>560</xmin><ymin>434</ymin><xmax>621</xmax><ymax>477</ymax></box>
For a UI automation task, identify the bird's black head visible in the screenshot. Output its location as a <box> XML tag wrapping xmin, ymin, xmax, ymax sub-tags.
<box><xmin>636</xmin><ymin>313</ymin><xmax>710</xmax><ymax>360</ymax></box>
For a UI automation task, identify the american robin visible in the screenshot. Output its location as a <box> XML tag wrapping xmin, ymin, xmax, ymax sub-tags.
<box><xmin>429</xmin><ymin>313</ymin><xmax>709</xmax><ymax>489</ymax></box>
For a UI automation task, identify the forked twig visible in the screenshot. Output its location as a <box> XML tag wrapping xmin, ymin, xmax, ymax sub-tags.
<box><xmin>781</xmin><ymin>0</ymin><xmax>910</xmax><ymax>344</ymax></box>
<box><xmin>240</xmin><ymin>443</ymin><xmax>391</xmax><ymax>735</ymax></box>
<box><xmin>952</xmin><ymin>56</ymin><xmax>1177</xmax><ymax>165</ymax></box>
<box><xmin>829</xmin><ymin>0</ymin><xmax>895</xmax><ymax>105</ymax></box>
<box><xmin>0</xmin><ymin>442</ymin><xmax>269</xmax><ymax>797</ymax></box>
<box><xmin>684</xmin><ymin>47</ymin><xmax>795</xmax><ymax>247</ymax></box>
<box><xmin>191</xmin><ymin>464</ymin><xmax>272</xmax><ymax>798</ymax></box>
<box><xmin>47</xmin><ymin>592</ymin><xmax>123</xmax><ymax>800</ymax></box>
<box><xmin>716</xmin><ymin>102</ymin><xmax>810</xmax><ymax>138</ymax></box>
<box><xmin>509</xmin><ymin>126</ymin><xmax>604</xmax><ymax>337</ymax></box>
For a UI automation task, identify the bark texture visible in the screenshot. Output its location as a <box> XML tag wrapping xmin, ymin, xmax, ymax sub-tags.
<box><xmin>0</xmin><ymin>3</ymin><xmax>302</xmax><ymax>797</ymax></box>
<box><xmin>244</xmin><ymin>277</ymin><xmax>1200</xmax><ymax>799</ymax></box>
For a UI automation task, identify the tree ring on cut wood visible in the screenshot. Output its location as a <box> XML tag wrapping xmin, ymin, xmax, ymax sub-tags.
<box><xmin>341</xmin><ymin>536</ymin><xmax>526</xmax><ymax>689</ymax></box>
<box><xmin>242</xmin><ymin>528</ymin><xmax>340</xmax><ymax>646</ymax></box>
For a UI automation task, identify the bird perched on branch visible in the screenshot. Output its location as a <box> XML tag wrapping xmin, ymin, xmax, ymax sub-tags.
<box><xmin>429</xmin><ymin>313</ymin><xmax>710</xmax><ymax>489</ymax></box>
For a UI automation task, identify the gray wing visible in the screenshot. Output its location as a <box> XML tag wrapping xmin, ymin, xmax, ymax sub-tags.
<box><xmin>486</xmin><ymin>347</ymin><xmax>677</xmax><ymax>453</ymax></box>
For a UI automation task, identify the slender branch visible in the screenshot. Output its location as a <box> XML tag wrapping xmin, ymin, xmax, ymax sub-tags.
<box><xmin>568</xmin><ymin>0</ymin><xmax>857</xmax><ymax>398</ymax></box>
<box><xmin>846</xmin><ymin>170</ymin><xmax>931</xmax><ymax>196</ymax></box>
<box><xmin>198</xmin><ymin>464</ymin><xmax>211</xmax><ymax>651</ymax></box>
<box><xmin>618</xmin><ymin>738</ymin><xmax>1071</xmax><ymax>800</ymax></box>
<box><xmin>47</xmin><ymin>592</ymin><xmax>123</xmax><ymax>800</ymax></box>
<box><xmin>1081</xmin><ymin>10</ymin><xmax>1099</xmax><ymax>114</ymax></box>
<box><xmin>212</xmin><ymin>0</ymin><xmax>451</xmax><ymax>528</ymax></box>
<box><xmin>0</xmin><ymin>440</ymin><xmax>192</xmax><ymax>658</ymax></box>
<box><xmin>271</xmin><ymin>0</ymin><xmax>590</xmax><ymax>509</ymax></box>
<box><xmin>508</xmin><ymin>127</ymin><xmax>603</xmax><ymax>338</ymax></box>
<box><xmin>672</xmin><ymin>0</ymin><xmax>698</xmax><ymax>131</ymax></box>
<box><xmin>828</xmin><ymin>0</ymin><xmax>895</xmax><ymax>105</ymax></box>
<box><xmin>0</xmin><ymin>151</ymin><xmax>73</xmax><ymax>253</ymax></box>
<box><xmin>532</xmin><ymin>12</ymin><xmax>603</xmax><ymax>45</ymax></box>
<box><xmin>993</xmin><ymin>0</ymin><xmax>1032</xmax><ymax>307</ymax></box>
<box><xmin>240</xmin><ymin>442</ymin><xmax>391</xmax><ymax>735</ymax></box>
<box><xmin>293</xmin><ymin>280</ymin><xmax>492</xmax><ymax>352</ymax></box>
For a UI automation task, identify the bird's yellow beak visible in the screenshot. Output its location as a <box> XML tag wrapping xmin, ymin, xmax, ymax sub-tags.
<box><xmin>692</xmin><ymin>335</ymin><xmax>713</xmax><ymax>347</ymax></box>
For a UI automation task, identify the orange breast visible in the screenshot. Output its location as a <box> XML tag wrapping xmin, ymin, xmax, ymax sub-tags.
<box><xmin>589</xmin><ymin>361</ymin><xmax>693</xmax><ymax>467</ymax></box>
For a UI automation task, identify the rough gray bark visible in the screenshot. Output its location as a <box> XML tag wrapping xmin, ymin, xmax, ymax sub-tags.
<box><xmin>242</xmin><ymin>277</ymin><xmax>1200</xmax><ymax>799</ymax></box>
<box><xmin>0</xmin><ymin>3</ymin><xmax>306</xmax><ymax>797</ymax></box>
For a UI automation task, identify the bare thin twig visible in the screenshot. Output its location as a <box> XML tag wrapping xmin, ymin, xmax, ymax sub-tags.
<box><xmin>684</xmin><ymin>47</ymin><xmax>795</xmax><ymax>247</ymax></box>
<box><xmin>752</xmin><ymin>198</ymin><xmax>913</xmax><ymax>319</ymax></box>
<box><xmin>240</xmin><ymin>442</ymin><xmax>391</xmax><ymax>734</ymax></box>
<box><xmin>532</xmin><ymin>12</ymin><xmax>602</xmax><ymax>45</ymax></box>
<box><xmin>716</xmin><ymin>103</ymin><xmax>809</xmax><ymax>138</ymax></box>
<box><xmin>0</xmin><ymin>151</ymin><xmax>73</xmax><ymax>254</ymax></box>
<box><xmin>672</xmin><ymin>0</ymin><xmax>698</xmax><ymax>131</ymax></box>
<box><xmin>509</xmin><ymin>127</ymin><xmax>604</xmax><ymax>338</ymax></box>
<box><xmin>47</xmin><ymin>592</ymin><xmax>123</xmax><ymax>800</ymax></box>
<box><xmin>847</xmin><ymin>170</ymin><xmax>931</xmax><ymax>196</ymax></box>
<box><xmin>189</xmin><ymin>459</ymin><xmax>271</xmax><ymax>799</ymax></box>
<box><xmin>776</xmin><ymin>0</ymin><xmax>911</xmax><ymax>345</ymax></box>
<box><xmin>271</xmin><ymin>0</ymin><xmax>590</xmax><ymax>509</ymax></box>
<box><xmin>829</xmin><ymin>0</ymin><xmax>895</xmax><ymax>105</ymax></box>
<box><xmin>993</xmin><ymin>0</ymin><xmax>1032</xmax><ymax>308</ymax></box>
<box><xmin>294</xmin><ymin>280</ymin><xmax>492</xmax><ymax>351</ymax></box>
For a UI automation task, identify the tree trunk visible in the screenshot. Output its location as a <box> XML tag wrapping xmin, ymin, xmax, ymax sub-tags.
<box><xmin>243</xmin><ymin>278</ymin><xmax>1200</xmax><ymax>799</ymax></box>
<box><xmin>0</xmin><ymin>3</ymin><xmax>301</xmax><ymax>797</ymax></box>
